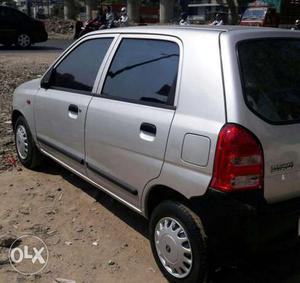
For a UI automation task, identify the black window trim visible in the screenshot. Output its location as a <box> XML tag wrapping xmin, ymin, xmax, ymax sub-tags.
<box><xmin>96</xmin><ymin>37</ymin><xmax>181</xmax><ymax>110</ymax></box>
<box><xmin>49</xmin><ymin>86</ymin><xmax>96</xmax><ymax>96</ymax></box>
<box><xmin>236</xmin><ymin>37</ymin><xmax>300</xmax><ymax>126</ymax></box>
<box><xmin>46</xmin><ymin>37</ymin><xmax>114</xmax><ymax>95</ymax></box>
<box><xmin>99</xmin><ymin>93</ymin><xmax>176</xmax><ymax>110</ymax></box>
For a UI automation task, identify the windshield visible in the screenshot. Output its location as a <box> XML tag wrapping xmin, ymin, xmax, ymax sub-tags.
<box><xmin>242</xmin><ymin>8</ymin><xmax>267</xmax><ymax>20</ymax></box>
<box><xmin>238</xmin><ymin>39</ymin><xmax>300</xmax><ymax>124</ymax></box>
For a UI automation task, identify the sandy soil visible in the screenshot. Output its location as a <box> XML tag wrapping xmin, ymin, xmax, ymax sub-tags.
<box><xmin>0</xmin><ymin>164</ymin><xmax>165</xmax><ymax>283</ymax></box>
<box><xmin>2</xmin><ymin>47</ymin><xmax>300</xmax><ymax>283</ymax></box>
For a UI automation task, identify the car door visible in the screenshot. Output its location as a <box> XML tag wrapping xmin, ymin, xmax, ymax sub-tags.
<box><xmin>35</xmin><ymin>36</ymin><xmax>115</xmax><ymax>174</ymax></box>
<box><xmin>85</xmin><ymin>35</ymin><xmax>182</xmax><ymax>208</ymax></box>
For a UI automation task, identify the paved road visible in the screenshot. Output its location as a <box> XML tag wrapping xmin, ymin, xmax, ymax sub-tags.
<box><xmin>0</xmin><ymin>39</ymin><xmax>73</xmax><ymax>53</ymax></box>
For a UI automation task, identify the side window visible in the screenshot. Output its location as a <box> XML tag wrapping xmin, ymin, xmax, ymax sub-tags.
<box><xmin>14</xmin><ymin>10</ymin><xmax>29</xmax><ymax>21</ymax></box>
<box><xmin>101</xmin><ymin>38</ymin><xmax>180</xmax><ymax>106</ymax></box>
<box><xmin>0</xmin><ymin>8</ymin><xmax>9</xmax><ymax>18</ymax></box>
<box><xmin>50</xmin><ymin>38</ymin><xmax>113</xmax><ymax>93</ymax></box>
<box><xmin>6</xmin><ymin>9</ymin><xmax>16</xmax><ymax>19</ymax></box>
<box><xmin>0</xmin><ymin>9</ymin><xmax>5</xmax><ymax>18</ymax></box>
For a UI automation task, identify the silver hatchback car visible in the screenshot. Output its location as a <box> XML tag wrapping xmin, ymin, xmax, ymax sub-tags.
<box><xmin>12</xmin><ymin>25</ymin><xmax>300</xmax><ymax>282</ymax></box>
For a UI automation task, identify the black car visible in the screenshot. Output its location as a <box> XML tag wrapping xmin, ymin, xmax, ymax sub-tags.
<box><xmin>0</xmin><ymin>6</ymin><xmax>48</xmax><ymax>48</ymax></box>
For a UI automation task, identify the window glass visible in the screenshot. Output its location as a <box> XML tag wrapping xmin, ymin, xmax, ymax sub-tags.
<box><xmin>51</xmin><ymin>38</ymin><xmax>113</xmax><ymax>92</ymax></box>
<box><xmin>238</xmin><ymin>39</ymin><xmax>300</xmax><ymax>123</ymax></box>
<box><xmin>3</xmin><ymin>8</ymin><xmax>19</xmax><ymax>18</ymax></box>
<box><xmin>0</xmin><ymin>8</ymin><xmax>11</xmax><ymax>18</ymax></box>
<box><xmin>0</xmin><ymin>8</ymin><xmax>6</xmax><ymax>18</ymax></box>
<box><xmin>14</xmin><ymin>10</ymin><xmax>29</xmax><ymax>21</ymax></box>
<box><xmin>102</xmin><ymin>39</ymin><xmax>180</xmax><ymax>106</ymax></box>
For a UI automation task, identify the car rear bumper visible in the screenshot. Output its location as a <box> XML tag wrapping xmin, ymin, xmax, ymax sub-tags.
<box><xmin>190</xmin><ymin>190</ymin><xmax>300</xmax><ymax>264</ymax></box>
<box><xmin>31</xmin><ymin>31</ymin><xmax>48</xmax><ymax>43</ymax></box>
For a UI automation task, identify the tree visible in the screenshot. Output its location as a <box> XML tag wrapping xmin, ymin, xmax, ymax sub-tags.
<box><xmin>127</xmin><ymin>0</ymin><xmax>140</xmax><ymax>23</ymax></box>
<box><xmin>0</xmin><ymin>0</ymin><xmax>17</xmax><ymax>8</ymax></box>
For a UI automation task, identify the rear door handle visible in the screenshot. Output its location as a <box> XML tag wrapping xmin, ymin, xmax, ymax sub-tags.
<box><xmin>140</xmin><ymin>123</ymin><xmax>157</xmax><ymax>135</ymax></box>
<box><xmin>68</xmin><ymin>104</ymin><xmax>79</xmax><ymax>114</ymax></box>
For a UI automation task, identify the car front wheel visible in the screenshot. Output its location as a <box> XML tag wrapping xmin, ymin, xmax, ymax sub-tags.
<box><xmin>16</xmin><ymin>34</ymin><xmax>31</xmax><ymax>48</ymax></box>
<box><xmin>15</xmin><ymin>116</ymin><xmax>42</xmax><ymax>169</ymax></box>
<box><xmin>149</xmin><ymin>201</ymin><xmax>208</xmax><ymax>283</ymax></box>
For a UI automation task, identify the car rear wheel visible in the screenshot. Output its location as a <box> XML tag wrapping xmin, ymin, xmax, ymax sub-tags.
<box><xmin>16</xmin><ymin>34</ymin><xmax>31</xmax><ymax>48</ymax></box>
<box><xmin>149</xmin><ymin>201</ymin><xmax>208</xmax><ymax>283</ymax></box>
<box><xmin>15</xmin><ymin>116</ymin><xmax>42</xmax><ymax>169</ymax></box>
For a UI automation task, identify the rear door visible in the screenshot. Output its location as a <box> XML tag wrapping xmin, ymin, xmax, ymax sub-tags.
<box><xmin>85</xmin><ymin>35</ymin><xmax>181</xmax><ymax>208</ymax></box>
<box><xmin>35</xmin><ymin>36</ymin><xmax>115</xmax><ymax>174</ymax></box>
<box><xmin>233</xmin><ymin>36</ymin><xmax>300</xmax><ymax>203</ymax></box>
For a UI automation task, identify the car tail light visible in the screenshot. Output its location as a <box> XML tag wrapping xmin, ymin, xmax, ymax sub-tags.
<box><xmin>210</xmin><ymin>124</ymin><xmax>264</xmax><ymax>192</ymax></box>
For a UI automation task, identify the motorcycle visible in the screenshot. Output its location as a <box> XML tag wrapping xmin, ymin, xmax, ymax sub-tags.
<box><xmin>291</xmin><ymin>20</ymin><xmax>300</xmax><ymax>31</ymax></box>
<box><xmin>80</xmin><ymin>19</ymin><xmax>106</xmax><ymax>37</ymax></box>
<box><xmin>74</xmin><ymin>18</ymin><xmax>106</xmax><ymax>39</ymax></box>
<box><xmin>73</xmin><ymin>13</ymin><xmax>129</xmax><ymax>40</ymax></box>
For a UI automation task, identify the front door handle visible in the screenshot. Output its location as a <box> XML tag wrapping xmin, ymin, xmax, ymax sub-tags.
<box><xmin>68</xmin><ymin>104</ymin><xmax>79</xmax><ymax>114</ymax></box>
<box><xmin>140</xmin><ymin>123</ymin><xmax>157</xmax><ymax>135</ymax></box>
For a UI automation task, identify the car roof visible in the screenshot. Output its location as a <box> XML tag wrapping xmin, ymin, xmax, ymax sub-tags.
<box><xmin>88</xmin><ymin>25</ymin><xmax>297</xmax><ymax>37</ymax></box>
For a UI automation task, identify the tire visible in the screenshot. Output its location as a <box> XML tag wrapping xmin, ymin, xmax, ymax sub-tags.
<box><xmin>14</xmin><ymin>116</ymin><xmax>42</xmax><ymax>169</ymax></box>
<box><xmin>149</xmin><ymin>201</ymin><xmax>208</xmax><ymax>283</ymax></box>
<box><xmin>16</xmin><ymin>33</ymin><xmax>31</xmax><ymax>48</ymax></box>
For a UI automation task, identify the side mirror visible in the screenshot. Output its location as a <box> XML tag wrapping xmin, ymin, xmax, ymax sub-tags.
<box><xmin>40</xmin><ymin>68</ymin><xmax>55</xmax><ymax>89</ymax></box>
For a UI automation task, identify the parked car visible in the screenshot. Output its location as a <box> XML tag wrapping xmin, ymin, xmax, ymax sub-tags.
<box><xmin>240</xmin><ymin>5</ymin><xmax>280</xmax><ymax>27</ymax></box>
<box><xmin>0</xmin><ymin>6</ymin><xmax>48</xmax><ymax>48</ymax></box>
<box><xmin>12</xmin><ymin>26</ymin><xmax>300</xmax><ymax>282</ymax></box>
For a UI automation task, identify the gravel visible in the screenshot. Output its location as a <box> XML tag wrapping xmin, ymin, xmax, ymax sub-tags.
<box><xmin>0</xmin><ymin>53</ymin><xmax>58</xmax><ymax>172</ymax></box>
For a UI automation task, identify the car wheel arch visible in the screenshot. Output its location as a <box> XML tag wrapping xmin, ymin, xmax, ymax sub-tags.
<box><xmin>12</xmin><ymin>109</ymin><xmax>24</xmax><ymax>131</ymax></box>
<box><xmin>144</xmin><ymin>184</ymin><xmax>190</xmax><ymax>219</ymax></box>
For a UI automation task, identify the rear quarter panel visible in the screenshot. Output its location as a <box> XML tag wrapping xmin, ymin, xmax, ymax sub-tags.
<box><xmin>142</xmin><ymin>30</ymin><xmax>226</xmax><ymax>208</ymax></box>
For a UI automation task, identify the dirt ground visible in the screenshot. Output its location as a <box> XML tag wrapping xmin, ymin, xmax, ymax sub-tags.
<box><xmin>2</xmin><ymin>48</ymin><xmax>300</xmax><ymax>283</ymax></box>
<box><xmin>0</xmin><ymin>164</ymin><xmax>165</xmax><ymax>283</ymax></box>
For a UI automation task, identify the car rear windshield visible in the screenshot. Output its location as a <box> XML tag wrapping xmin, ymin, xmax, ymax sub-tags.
<box><xmin>238</xmin><ymin>38</ymin><xmax>300</xmax><ymax>124</ymax></box>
